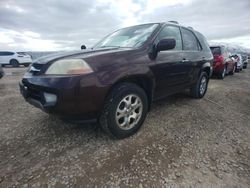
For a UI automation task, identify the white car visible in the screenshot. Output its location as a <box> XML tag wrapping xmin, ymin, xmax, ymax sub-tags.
<box><xmin>0</xmin><ymin>51</ymin><xmax>32</xmax><ymax>67</ymax></box>
<box><xmin>232</xmin><ymin>54</ymin><xmax>243</xmax><ymax>72</ymax></box>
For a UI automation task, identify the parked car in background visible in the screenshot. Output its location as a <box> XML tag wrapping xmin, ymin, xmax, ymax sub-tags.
<box><xmin>0</xmin><ymin>51</ymin><xmax>32</xmax><ymax>67</ymax></box>
<box><xmin>232</xmin><ymin>54</ymin><xmax>243</xmax><ymax>72</ymax></box>
<box><xmin>230</xmin><ymin>55</ymin><xmax>238</xmax><ymax>73</ymax></box>
<box><xmin>0</xmin><ymin>65</ymin><xmax>4</xmax><ymax>79</ymax></box>
<box><xmin>210</xmin><ymin>45</ymin><xmax>235</xmax><ymax>79</ymax></box>
<box><xmin>20</xmin><ymin>22</ymin><xmax>213</xmax><ymax>138</ymax></box>
<box><xmin>242</xmin><ymin>54</ymin><xmax>248</xmax><ymax>69</ymax></box>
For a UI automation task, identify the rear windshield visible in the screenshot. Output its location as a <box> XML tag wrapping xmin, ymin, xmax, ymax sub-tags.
<box><xmin>210</xmin><ymin>47</ymin><xmax>221</xmax><ymax>55</ymax></box>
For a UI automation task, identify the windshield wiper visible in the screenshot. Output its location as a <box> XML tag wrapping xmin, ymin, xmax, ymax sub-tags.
<box><xmin>99</xmin><ymin>45</ymin><xmax>120</xmax><ymax>48</ymax></box>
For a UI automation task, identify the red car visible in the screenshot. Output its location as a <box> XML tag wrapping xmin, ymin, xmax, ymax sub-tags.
<box><xmin>210</xmin><ymin>45</ymin><xmax>235</xmax><ymax>79</ymax></box>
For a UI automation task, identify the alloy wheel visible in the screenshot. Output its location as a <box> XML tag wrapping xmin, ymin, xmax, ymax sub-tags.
<box><xmin>222</xmin><ymin>67</ymin><xmax>226</xmax><ymax>78</ymax></box>
<box><xmin>199</xmin><ymin>76</ymin><xmax>207</xmax><ymax>95</ymax></box>
<box><xmin>115</xmin><ymin>94</ymin><xmax>143</xmax><ymax>130</ymax></box>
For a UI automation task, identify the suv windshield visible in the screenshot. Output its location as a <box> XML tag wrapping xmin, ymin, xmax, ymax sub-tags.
<box><xmin>94</xmin><ymin>23</ymin><xmax>159</xmax><ymax>49</ymax></box>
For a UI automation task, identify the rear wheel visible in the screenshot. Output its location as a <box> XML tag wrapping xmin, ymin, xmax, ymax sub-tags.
<box><xmin>190</xmin><ymin>72</ymin><xmax>209</xmax><ymax>99</ymax></box>
<box><xmin>218</xmin><ymin>66</ymin><xmax>226</xmax><ymax>79</ymax></box>
<box><xmin>229</xmin><ymin>65</ymin><xmax>235</xmax><ymax>75</ymax></box>
<box><xmin>99</xmin><ymin>83</ymin><xmax>148</xmax><ymax>139</ymax></box>
<box><xmin>10</xmin><ymin>59</ymin><xmax>19</xmax><ymax>67</ymax></box>
<box><xmin>24</xmin><ymin>63</ymin><xmax>30</xmax><ymax>67</ymax></box>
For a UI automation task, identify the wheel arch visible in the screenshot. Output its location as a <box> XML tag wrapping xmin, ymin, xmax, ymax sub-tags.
<box><xmin>9</xmin><ymin>58</ymin><xmax>19</xmax><ymax>64</ymax></box>
<box><xmin>201</xmin><ymin>62</ymin><xmax>212</xmax><ymax>77</ymax></box>
<box><xmin>105</xmin><ymin>75</ymin><xmax>155</xmax><ymax>112</ymax></box>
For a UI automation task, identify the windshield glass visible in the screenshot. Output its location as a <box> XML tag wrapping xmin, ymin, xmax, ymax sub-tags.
<box><xmin>210</xmin><ymin>47</ymin><xmax>221</xmax><ymax>55</ymax></box>
<box><xmin>93</xmin><ymin>23</ymin><xmax>159</xmax><ymax>48</ymax></box>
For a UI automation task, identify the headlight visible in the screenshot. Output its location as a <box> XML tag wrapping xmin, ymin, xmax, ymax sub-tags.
<box><xmin>45</xmin><ymin>59</ymin><xmax>93</xmax><ymax>75</ymax></box>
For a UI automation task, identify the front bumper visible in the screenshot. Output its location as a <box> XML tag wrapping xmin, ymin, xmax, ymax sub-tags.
<box><xmin>20</xmin><ymin>73</ymin><xmax>110</xmax><ymax>121</ymax></box>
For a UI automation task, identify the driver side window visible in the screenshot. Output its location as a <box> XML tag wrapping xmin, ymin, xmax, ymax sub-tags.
<box><xmin>156</xmin><ymin>25</ymin><xmax>182</xmax><ymax>51</ymax></box>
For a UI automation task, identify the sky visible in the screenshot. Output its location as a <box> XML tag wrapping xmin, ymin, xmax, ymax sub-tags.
<box><xmin>0</xmin><ymin>0</ymin><xmax>250</xmax><ymax>51</ymax></box>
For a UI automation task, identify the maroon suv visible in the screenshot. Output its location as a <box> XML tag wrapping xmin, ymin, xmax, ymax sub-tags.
<box><xmin>210</xmin><ymin>45</ymin><xmax>235</xmax><ymax>79</ymax></box>
<box><xmin>20</xmin><ymin>22</ymin><xmax>213</xmax><ymax>138</ymax></box>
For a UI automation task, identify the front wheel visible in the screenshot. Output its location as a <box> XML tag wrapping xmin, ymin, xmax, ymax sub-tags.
<box><xmin>99</xmin><ymin>83</ymin><xmax>148</xmax><ymax>139</ymax></box>
<box><xmin>190</xmin><ymin>72</ymin><xmax>209</xmax><ymax>99</ymax></box>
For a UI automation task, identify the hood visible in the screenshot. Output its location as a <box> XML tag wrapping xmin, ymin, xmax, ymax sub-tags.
<box><xmin>33</xmin><ymin>47</ymin><xmax>131</xmax><ymax>64</ymax></box>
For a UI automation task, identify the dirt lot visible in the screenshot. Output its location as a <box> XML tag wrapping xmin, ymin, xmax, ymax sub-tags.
<box><xmin>0</xmin><ymin>67</ymin><xmax>249</xmax><ymax>187</ymax></box>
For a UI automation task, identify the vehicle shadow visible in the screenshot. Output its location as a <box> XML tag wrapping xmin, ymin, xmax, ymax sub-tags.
<box><xmin>2</xmin><ymin>65</ymin><xmax>27</xmax><ymax>68</ymax></box>
<box><xmin>37</xmin><ymin>90</ymin><xmax>192</xmax><ymax>141</ymax></box>
<box><xmin>152</xmin><ymin>90</ymin><xmax>192</xmax><ymax>108</ymax></box>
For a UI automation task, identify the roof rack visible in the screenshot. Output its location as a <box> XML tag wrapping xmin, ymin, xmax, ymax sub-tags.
<box><xmin>168</xmin><ymin>21</ymin><xmax>179</xmax><ymax>24</ymax></box>
<box><xmin>187</xmin><ymin>26</ymin><xmax>193</xmax><ymax>29</ymax></box>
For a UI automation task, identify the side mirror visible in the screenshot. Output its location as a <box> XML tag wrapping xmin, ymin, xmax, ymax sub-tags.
<box><xmin>81</xmin><ymin>45</ymin><xmax>86</xmax><ymax>50</ymax></box>
<box><xmin>156</xmin><ymin>38</ymin><xmax>176</xmax><ymax>52</ymax></box>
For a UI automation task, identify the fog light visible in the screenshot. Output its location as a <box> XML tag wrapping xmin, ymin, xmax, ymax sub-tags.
<box><xmin>44</xmin><ymin>92</ymin><xmax>57</xmax><ymax>103</ymax></box>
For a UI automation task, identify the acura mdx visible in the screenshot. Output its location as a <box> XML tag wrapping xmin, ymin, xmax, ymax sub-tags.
<box><xmin>20</xmin><ymin>22</ymin><xmax>213</xmax><ymax>138</ymax></box>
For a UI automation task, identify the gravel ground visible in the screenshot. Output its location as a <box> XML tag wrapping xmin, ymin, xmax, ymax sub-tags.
<box><xmin>0</xmin><ymin>67</ymin><xmax>249</xmax><ymax>187</ymax></box>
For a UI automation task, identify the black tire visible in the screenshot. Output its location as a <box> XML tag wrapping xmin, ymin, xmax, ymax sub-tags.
<box><xmin>190</xmin><ymin>72</ymin><xmax>209</xmax><ymax>99</ymax></box>
<box><xmin>218</xmin><ymin>66</ymin><xmax>226</xmax><ymax>79</ymax></box>
<box><xmin>229</xmin><ymin>65</ymin><xmax>235</xmax><ymax>75</ymax></box>
<box><xmin>10</xmin><ymin>59</ymin><xmax>19</xmax><ymax>67</ymax></box>
<box><xmin>99</xmin><ymin>82</ymin><xmax>148</xmax><ymax>139</ymax></box>
<box><xmin>24</xmin><ymin>63</ymin><xmax>30</xmax><ymax>67</ymax></box>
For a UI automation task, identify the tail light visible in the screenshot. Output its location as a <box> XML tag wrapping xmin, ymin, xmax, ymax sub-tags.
<box><xmin>214</xmin><ymin>55</ymin><xmax>224</xmax><ymax>64</ymax></box>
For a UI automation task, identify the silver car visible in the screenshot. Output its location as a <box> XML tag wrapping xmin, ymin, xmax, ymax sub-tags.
<box><xmin>234</xmin><ymin>54</ymin><xmax>243</xmax><ymax>72</ymax></box>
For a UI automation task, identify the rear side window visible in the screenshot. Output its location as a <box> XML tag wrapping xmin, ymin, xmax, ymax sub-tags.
<box><xmin>156</xmin><ymin>25</ymin><xmax>182</xmax><ymax>51</ymax></box>
<box><xmin>210</xmin><ymin>47</ymin><xmax>221</xmax><ymax>55</ymax></box>
<box><xmin>0</xmin><ymin>52</ymin><xmax>14</xmax><ymax>56</ymax></box>
<box><xmin>181</xmin><ymin>28</ymin><xmax>199</xmax><ymax>51</ymax></box>
<box><xmin>17</xmin><ymin>52</ymin><xmax>27</xmax><ymax>55</ymax></box>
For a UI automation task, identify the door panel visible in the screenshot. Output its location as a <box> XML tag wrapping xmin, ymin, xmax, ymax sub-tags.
<box><xmin>151</xmin><ymin>51</ymin><xmax>194</xmax><ymax>99</ymax></box>
<box><xmin>150</xmin><ymin>25</ymin><xmax>194</xmax><ymax>99</ymax></box>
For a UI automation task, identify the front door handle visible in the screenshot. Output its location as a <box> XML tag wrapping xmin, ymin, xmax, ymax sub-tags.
<box><xmin>182</xmin><ymin>59</ymin><xmax>189</xmax><ymax>63</ymax></box>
